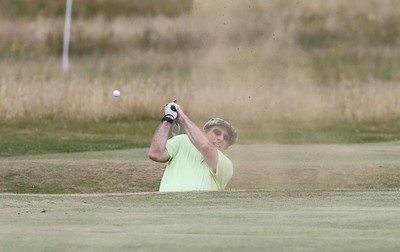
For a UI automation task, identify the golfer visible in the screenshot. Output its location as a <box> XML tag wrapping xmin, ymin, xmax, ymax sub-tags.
<box><xmin>148</xmin><ymin>101</ymin><xmax>237</xmax><ymax>192</ymax></box>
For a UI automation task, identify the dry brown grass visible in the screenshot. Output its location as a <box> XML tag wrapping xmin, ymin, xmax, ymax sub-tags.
<box><xmin>0</xmin><ymin>0</ymin><xmax>399</xmax><ymax>123</ymax></box>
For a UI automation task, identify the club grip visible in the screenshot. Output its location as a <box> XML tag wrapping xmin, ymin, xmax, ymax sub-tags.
<box><xmin>171</xmin><ymin>100</ymin><xmax>177</xmax><ymax>111</ymax></box>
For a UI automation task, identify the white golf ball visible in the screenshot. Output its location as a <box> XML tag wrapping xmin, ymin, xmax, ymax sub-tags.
<box><xmin>113</xmin><ymin>89</ymin><xmax>120</xmax><ymax>97</ymax></box>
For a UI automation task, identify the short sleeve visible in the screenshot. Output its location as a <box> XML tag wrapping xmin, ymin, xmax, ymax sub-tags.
<box><xmin>166</xmin><ymin>135</ymin><xmax>184</xmax><ymax>162</ymax></box>
<box><xmin>215</xmin><ymin>150</ymin><xmax>233</xmax><ymax>189</ymax></box>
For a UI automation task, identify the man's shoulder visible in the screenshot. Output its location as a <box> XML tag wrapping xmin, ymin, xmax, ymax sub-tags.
<box><xmin>167</xmin><ymin>134</ymin><xmax>191</xmax><ymax>147</ymax></box>
<box><xmin>170</xmin><ymin>134</ymin><xmax>189</xmax><ymax>142</ymax></box>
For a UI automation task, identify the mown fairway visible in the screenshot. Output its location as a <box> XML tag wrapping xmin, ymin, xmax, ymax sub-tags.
<box><xmin>1</xmin><ymin>190</ymin><xmax>400</xmax><ymax>252</ymax></box>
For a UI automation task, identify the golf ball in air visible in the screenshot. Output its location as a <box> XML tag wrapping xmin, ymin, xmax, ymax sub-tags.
<box><xmin>113</xmin><ymin>89</ymin><xmax>120</xmax><ymax>97</ymax></box>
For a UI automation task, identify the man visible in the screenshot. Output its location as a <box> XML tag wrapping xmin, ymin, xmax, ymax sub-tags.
<box><xmin>148</xmin><ymin>101</ymin><xmax>237</xmax><ymax>192</ymax></box>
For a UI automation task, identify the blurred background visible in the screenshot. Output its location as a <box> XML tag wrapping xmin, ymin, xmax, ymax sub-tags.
<box><xmin>0</xmin><ymin>0</ymin><xmax>399</xmax><ymax>151</ymax></box>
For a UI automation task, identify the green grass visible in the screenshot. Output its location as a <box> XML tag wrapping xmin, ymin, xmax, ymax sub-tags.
<box><xmin>2</xmin><ymin>119</ymin><xmax>400</xmax><ymax>157</ymax></box>
<box><xmin>1</xmin><ymin>190</ymin><xmax>400</xmax><ymax>252</ymax></box>
<box><xmin>238</xmin><ymin>120</ymin><xmax>400</xmax><ymax>144</ymax></box>
<box><xmin>0</xmin><ymin>117</ymin><xmax>158</xmax><ymax>157</ymax></box>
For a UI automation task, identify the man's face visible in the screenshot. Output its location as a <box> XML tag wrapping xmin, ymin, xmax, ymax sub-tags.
<box><xmin>205</xmin><ymin>126</ymin><xmax>232</xmax><ymax>151</ymax></box>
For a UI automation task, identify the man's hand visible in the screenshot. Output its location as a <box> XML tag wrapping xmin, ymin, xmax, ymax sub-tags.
<box><xmin>165</xmin><ymin>101</ymin><xmax>179</xmax><ymax>119</ymax></box>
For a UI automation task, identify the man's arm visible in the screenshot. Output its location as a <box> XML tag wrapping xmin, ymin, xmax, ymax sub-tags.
<box><xmin>148</xmin><ymin>121</ymin><xmax>171</xmax><ymax>162</ymax></box>
<box><xmin>176</xmin><ymin>108</ymin><xmax>218</xmax><ymax>171</ymax></box>
<box><xmin>149</xmin><ymin>102</ymin><xmax>179</xmax><ymax>162</ymax></box>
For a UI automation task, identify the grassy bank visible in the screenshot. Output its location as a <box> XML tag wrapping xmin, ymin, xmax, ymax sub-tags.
<box><xmin>0</xmin><ymin>0</ymin><xmax>192</xmax><ymax>19</ymax></box>
<box><xmin>1</xmin><ymin>118</ymin><xmax>400</xmax><ymax>157</ymax></box>
<box><xmin>0</xmin><ymin>117</ymin><xmax>158</xmax><ymax>157</ymax></box>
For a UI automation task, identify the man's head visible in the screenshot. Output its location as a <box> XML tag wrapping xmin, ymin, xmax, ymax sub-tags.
<box><xmin>203</xmin><ymin>118</ymin><xmax>237</xmax><ymax>151</ymax></box>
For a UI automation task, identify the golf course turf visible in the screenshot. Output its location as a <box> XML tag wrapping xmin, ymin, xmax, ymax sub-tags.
<box><xmin>1</xmin><ymin>142</ymin><xmax>400</xmax><ymax>251</ymax></box>
<box><xmin>1</xmin><ymin>190</ymin><xmax>399</xmax><ymax>252</ymax></box>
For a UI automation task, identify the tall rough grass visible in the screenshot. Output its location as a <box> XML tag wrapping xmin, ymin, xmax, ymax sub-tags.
<box><xmin>0</xmin><ymin>0</ymin><xmax>399</xmax><ymax>123</ymax></box>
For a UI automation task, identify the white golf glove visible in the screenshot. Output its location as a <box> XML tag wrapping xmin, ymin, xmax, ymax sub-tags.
<box><xmin>164</xmin><ymin>101</ymin><xmax>179</xmax><ymax>119</ymax></box>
